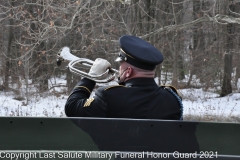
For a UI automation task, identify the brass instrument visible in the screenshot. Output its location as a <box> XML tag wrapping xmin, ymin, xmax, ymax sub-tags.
<box><xmin>56</xmin><ymin>47</ymin><xmax>118</xmax><ymax>83</ymax></box>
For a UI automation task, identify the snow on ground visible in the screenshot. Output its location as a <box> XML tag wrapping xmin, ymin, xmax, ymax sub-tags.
<box><xmin>181</xmin><ymin>88</ymin><xmax>240</xmax><ymax>120</ymax></box>
<box><xmin>0</xmin><ymin>91</ymin><xmax>67</xmax><ymax>117</ymax></box>
<box><xmin>0</xmin><ymin>77</ymin><xmax>239</xmax><ymax>122</ymax></box>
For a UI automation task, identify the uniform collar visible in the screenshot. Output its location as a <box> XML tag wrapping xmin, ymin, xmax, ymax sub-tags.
<box><xmin>124</xmin><ymin>78</ymin><xmax>157</xmax><ymax>87</ymax></box>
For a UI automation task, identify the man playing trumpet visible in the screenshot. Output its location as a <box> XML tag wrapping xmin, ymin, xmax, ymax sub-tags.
<box><xmin>65</xmin><ymin>35</ymin><xmax>183</xmax><ymax>120</ymax></box>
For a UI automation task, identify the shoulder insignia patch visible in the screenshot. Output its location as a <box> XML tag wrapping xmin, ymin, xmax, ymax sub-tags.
<box><xmin>84</xmin><ymin>98</ymin><xmax>94</xmax><ymax>107</ymax></box>
<box><xmin>161</xmin><ymin>85</ymin><xmax>182</xmax><ymax>99</ymax></box>
<box><xmin>104</xmin><ymin>85</ymin><xmax>125</xmax><ymax>91</ymax></box>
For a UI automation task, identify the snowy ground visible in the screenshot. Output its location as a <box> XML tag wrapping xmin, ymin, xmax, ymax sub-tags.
<box><xmin>0</xmin><ymin>77</ymin><xmax>239</xmax><ymax>122</ymax></box>
<box><xmin>182</xmin><ymin>88</ymin><xmax>240</xmax><ymax>122</ymax></box>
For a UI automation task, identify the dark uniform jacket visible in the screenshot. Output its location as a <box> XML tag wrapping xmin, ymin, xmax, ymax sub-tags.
<box><xmin>65</xmin><ymin>78</ymin><xmax>182</xmax><ymax>120</ymax></box>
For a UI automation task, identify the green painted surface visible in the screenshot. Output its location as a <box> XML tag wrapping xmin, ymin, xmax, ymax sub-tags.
<box><xmin>0</xmin><ymin>117</ymin><xmax>240</xmax><ymax>159</ymax></box>
<box><xmin>0</xmin><ymin>117</ymin><xmax>98</xmax><ymax>150</ymax></box>
<box><xmin>196</xmin><ymin>122</ymin><xmax>240</xmax><ymax>155</ymax></box>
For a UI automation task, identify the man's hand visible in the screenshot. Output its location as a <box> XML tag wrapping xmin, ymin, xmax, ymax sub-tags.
<box><xmin>89</xmin><ymin>58</ymin><xmax>111</xmax><ymax>77</ymax></box>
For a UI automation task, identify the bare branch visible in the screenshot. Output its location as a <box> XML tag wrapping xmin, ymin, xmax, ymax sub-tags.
<box><xmin>89</xmin><ymin>13</ymin><xmax>240</xmax><ymax>42</ymax></box>
<box><xmin>141</xmin><ymin>14</ymin><xmax>240</xmax><ymax>38</ymax></box>
<box><xmin>229</xmin><ymin>5</ymin><xmax>240</xmax><ymax>16</ymax></box>
<box><xmin>215</xmin><ymin>14</ymin><xmax>240</xmax><ymax>24</ymax></box>
<box><xmin>51</xmin><ymin>0</ymin><xmax>91</xmax><ymax>30</ymax></box>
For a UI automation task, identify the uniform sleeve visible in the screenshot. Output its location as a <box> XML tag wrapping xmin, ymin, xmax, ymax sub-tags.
<box><xmin>64</xmin><ymin>78</ymin><xmax>107</xmax><ymax>117</ymax></box>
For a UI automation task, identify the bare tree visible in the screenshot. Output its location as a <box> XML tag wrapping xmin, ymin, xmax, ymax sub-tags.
<box><xmin>1</xmin><ymin>0</ymin><xmax>240</xmax><ymax>99</ymax></box>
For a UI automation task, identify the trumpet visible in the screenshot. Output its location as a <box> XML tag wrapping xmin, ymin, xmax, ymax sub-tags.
<box><xmin>56</xmin><ymin>47</ymin><xmax>119</xmax><ymax>83</ymax></box>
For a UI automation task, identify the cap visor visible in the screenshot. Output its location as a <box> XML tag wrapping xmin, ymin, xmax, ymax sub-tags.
<box><xmin>115</xmin><ymin>57</ymin><xmax>123</xmax><ymax>62</ymax></box>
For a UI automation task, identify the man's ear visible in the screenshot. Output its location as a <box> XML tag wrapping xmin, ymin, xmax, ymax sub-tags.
<box><xmin>126</xmin><ymin>67</ymin><xmax>132</xmax><ymax>77</ymax></box>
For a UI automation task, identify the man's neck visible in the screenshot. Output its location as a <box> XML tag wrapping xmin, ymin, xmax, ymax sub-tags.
<box><xmin>124</xmin><ymin>71</ymin><xmax>155</xmax><ymax>82</ymax></box>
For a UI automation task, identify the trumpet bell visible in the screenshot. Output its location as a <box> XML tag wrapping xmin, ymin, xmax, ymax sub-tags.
<box><xmin>56</xmin><ymin>47</ymin><xmax>118</xmax><ymax>83</ymax></box>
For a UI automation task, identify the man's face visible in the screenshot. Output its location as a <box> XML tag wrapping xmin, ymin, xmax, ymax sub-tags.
<box><xmin>119</xmin><ymin>61</ymin><xmax>128</xmax><ymax>75</ymax></box>
<box><xmin>119</xmin><ymin>62</ymin><xmax>124</xmax><ymax>75</ymax></box>
<box><xmin>118</xmin><ymin>61</ymin><xmax>129</xmax><ymax>84</ymax></box>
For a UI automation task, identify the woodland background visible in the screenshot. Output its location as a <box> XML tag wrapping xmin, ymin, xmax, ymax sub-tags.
<box><xmin>0</xmin><ymin>0</ymin><xmax>240</xmax><ymax>107</ymax></box>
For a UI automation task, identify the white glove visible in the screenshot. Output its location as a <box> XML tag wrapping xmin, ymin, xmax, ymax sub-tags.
<box><xmin>89</xmin><ymin>58</ymin><xmax>111</xmax><ymax>77</ymax></box>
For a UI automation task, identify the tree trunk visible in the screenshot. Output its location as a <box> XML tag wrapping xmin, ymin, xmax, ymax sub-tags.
<box><xmin>2</xmin><ymin>1</ymin><xmax>14</xmax><ymax>90</ymax></box>
<box><xmin>220</xmin><ymin>1</ymin><xmax>234</xmax><ymax>96</ymax></box>
<box><xmin>187</xmin><ymin>0</ymin><xmax>205</xmax><ymax>86</ymax></box>
<box><xmin>178</xmin><ymin>54</ymin><xmax>185</xmax><ymax>80</ymax></box>
<box><xmin>171</xmin><ymin>0</ymin><xmax>184</xmax><ymax>87</ymax></box>
<box><xmin>221</xmin><ymin>53</ymin><xmax>232</xmax><ymax>96</ymax></box>
<box><xmin>235</xmin><ymin>66</ymin><xmax>240</xmax><ymax>87</ymax></box>
<box><xmin>37</xmin><ymin>42</ymin><xmax>49</xmax><ymax>92</ymax></box>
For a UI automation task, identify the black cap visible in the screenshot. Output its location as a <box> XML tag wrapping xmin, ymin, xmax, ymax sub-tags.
<box><xmin>115</xmin><ymin>35</ymin><xmax>163</xmax><ymax>70</ymax></box>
